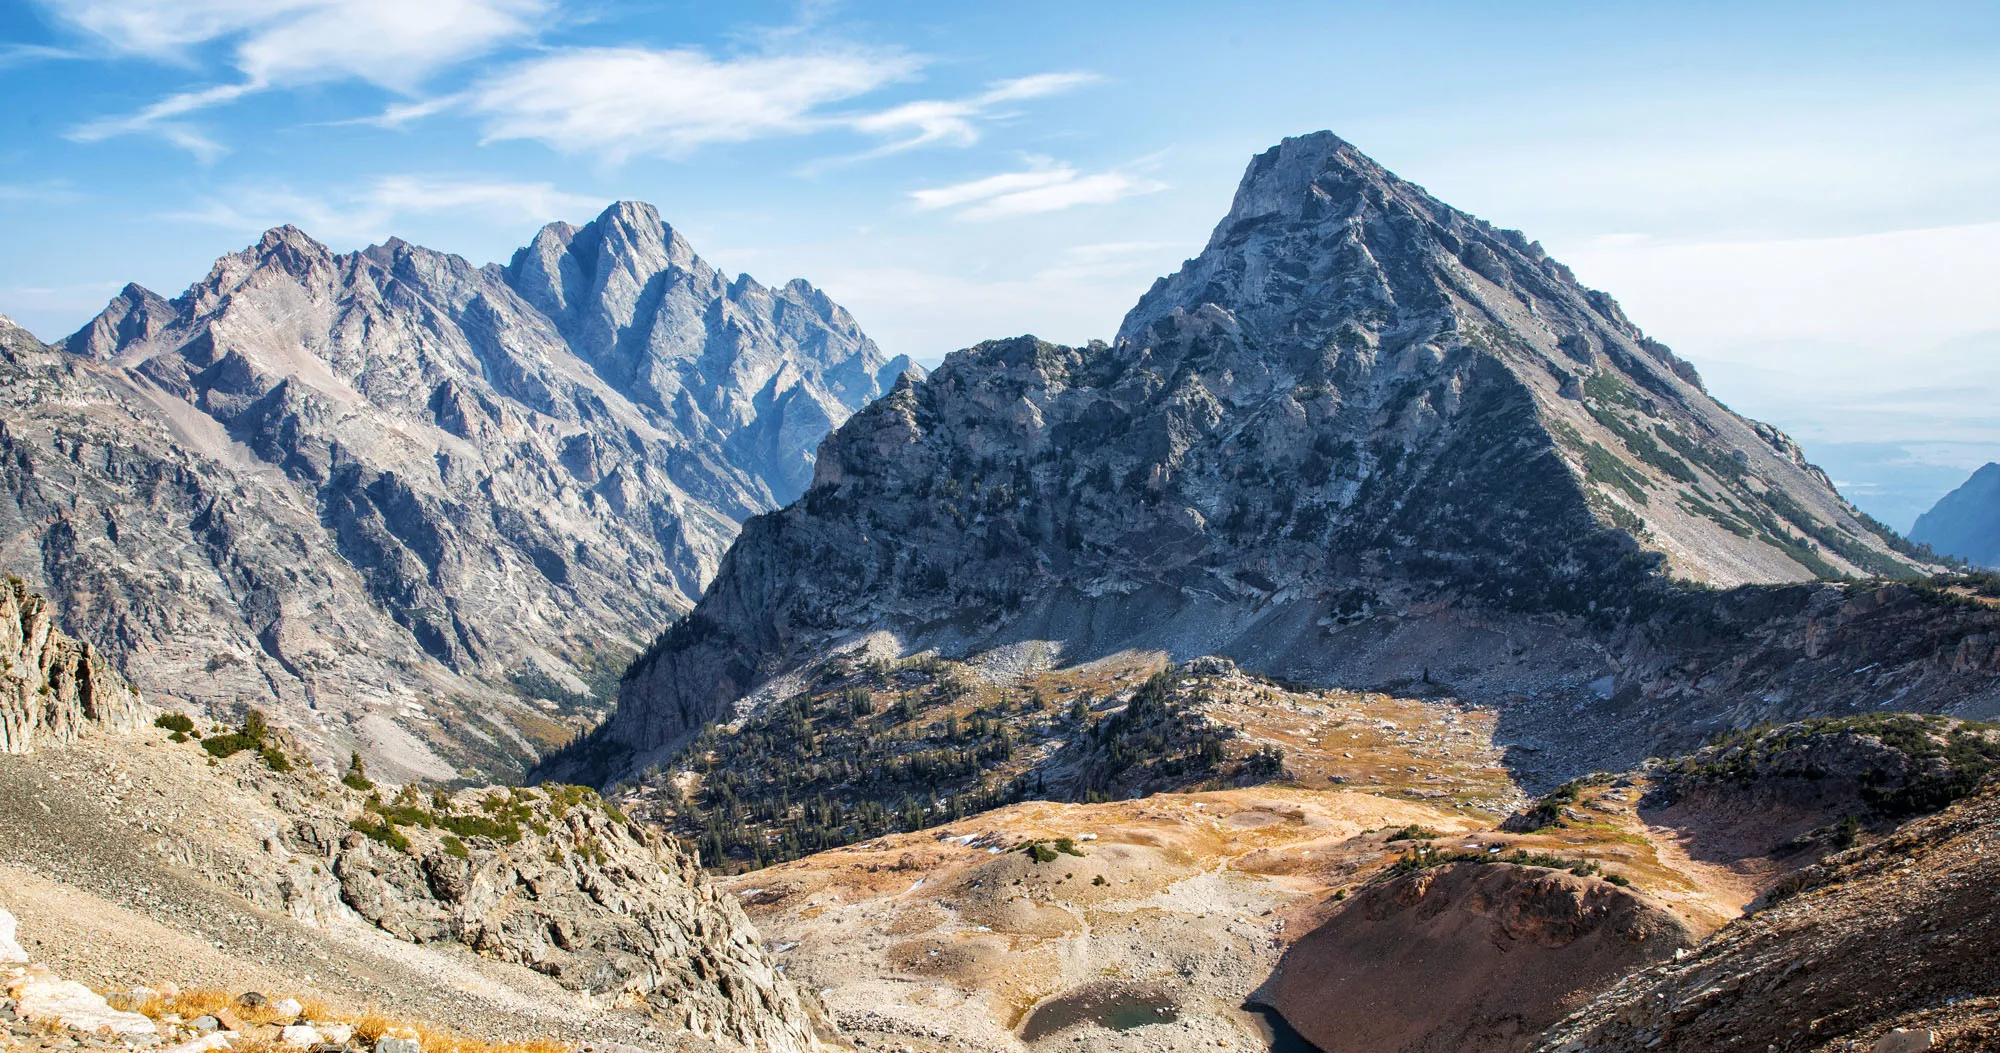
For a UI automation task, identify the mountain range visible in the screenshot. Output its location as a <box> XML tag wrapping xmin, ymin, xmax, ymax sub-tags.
<box><xmin>553</xmin><ymin>132</ymin><xmax>1964</xmax><ymax>789</ymax></box>
<box><xmin>0</xmin><ymin>202</ymin><xmax>913</xmax><ymax>782</ymax></box>
<box><xmin>4</xmin><ymin>128</ymin><xmax>2000</xmax><ymax>1053</ymax></box>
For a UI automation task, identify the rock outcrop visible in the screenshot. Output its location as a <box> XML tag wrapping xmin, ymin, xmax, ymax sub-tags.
<box><xmin>1910</xmin><ymin>462</ymin><xmax>2000</xmax><ymax>568</ymax></box>
<box><xmin>0</xmin><ymin>199</ymin><xmax>911</xmax><ymax>780</ymax></box>
<box><xmin>0</xmin><ymin>577</ymin><xmax>144</xmax><ymax>754</ymax></box>
<box><xmin>1534</xmin><ymin>777</ymin><xmax>2000</xmax><ymax>1052</ymax></box>
<box><xmin>1263</xmin><ymin>862</ymin><xmax>1696</xmax><ymax>1053</ymax></box>
<box><xmin>326</xmin><ymin>786</ymin><xmax>830</xmax><ymax>1052</ymax></box>
<box><xmin>0</xmin><ymin>689</ymin><xmax>832</xmax><ymax>1052</ymax></box>
<box><xmin>556</xmin><ymin>132</ymin><xmax>1943</xmax><ymax>785</ymax></box>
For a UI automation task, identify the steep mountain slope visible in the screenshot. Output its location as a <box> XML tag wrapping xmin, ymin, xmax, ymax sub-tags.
<box><xmin>1535</xmin><ymin>774</ymin><xmax>2000</xmax><ymax>1052</ymax></box>
<box><xmin>1</xmin><ymin>203</ymin><xmax>909</xmax><ymax>780</ymax></box>
<box><xmin>558</xmin><ymin>131</ymin><xmax>1935</xmax><ymax>784</ymax></box>
<box><xmin>1265</xmin><ymin>862</ymin><xmax>1697</xmax><ymax>1053</ymax></box>
<box><xmin>1911</xmin><ymin>462</ymin><xmax>2000</xmax><ymax>567</ymax></box>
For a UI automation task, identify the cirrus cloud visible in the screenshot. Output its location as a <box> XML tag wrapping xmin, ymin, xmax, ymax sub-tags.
<box><xmin>912</xmin><ymin>161</ymin><xmax>1167</xmax><ymax>220</ymax></box>
<box><xmin>44</xmin><ymin>0</ymin><xmax>549</xmax><ymax>155</ymax></box>
<box><xmin>466</xmin><ymin>45</ymin><xmax>921</xmax><ymax>159</ymax></box>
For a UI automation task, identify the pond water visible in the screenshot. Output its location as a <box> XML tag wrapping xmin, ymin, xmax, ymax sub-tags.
<box><xmin>1018</xmin><ymin>984</ymin><xmax>1180</xmax><ymax>1042</ymax></box>
<box><xmin>1247</xmin><ymin>1006</ymin><xmax>1326</xmax><ymax>1053</ymax></box>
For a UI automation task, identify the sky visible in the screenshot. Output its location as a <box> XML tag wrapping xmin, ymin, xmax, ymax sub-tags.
<box><xmin>1</xmin><ymin>1</ymin><xmax>1996</xmax><ymax>529</ymax></box>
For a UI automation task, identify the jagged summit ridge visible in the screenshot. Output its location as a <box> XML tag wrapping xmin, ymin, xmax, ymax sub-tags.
<box><xmin>556</xmin><ymin>131</ymin><xmax>1934</xmax><ymax>785</ymax></box>
<box><xmin>504</xmin><ymin>201</ymin><xmax>914</xmax><ymax>501</ymax></box>
<box><xmin>0</xmin><ymin>203</ymin><xmax>910</xmax><ymax>780</ymax></box>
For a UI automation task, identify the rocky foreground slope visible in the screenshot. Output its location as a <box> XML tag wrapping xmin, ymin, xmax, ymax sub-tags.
<box><xmin>1536</xmin><ymin>773</ymin><xmax>2000</xmax><ymax>1052</ymax></box>
<box><xmin>0</xmin><ymin>587</ymin><xmax>831</xmax><ymax>1053</ymax></box>
<box><xmin>552</xmin><ymin>131</ymin><xmax>1973</xmax><ymax>788</ymax></box>
<box><xmin>1</xmin><ymin>201</ymin><xmax>911</xmax><ymax>780</ymax></box>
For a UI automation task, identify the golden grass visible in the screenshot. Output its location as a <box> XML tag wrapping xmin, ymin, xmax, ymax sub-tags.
<box><xmin>131</xmin><ymin>988</ymin><xmax>571</xmax><ymax>1053</ymax></box>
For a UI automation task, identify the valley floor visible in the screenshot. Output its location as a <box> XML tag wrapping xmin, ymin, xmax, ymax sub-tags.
<box><xmin>706</xmin><ymin>654</ymin><xmax>1846</xmax><ymax>1052</ymax></box>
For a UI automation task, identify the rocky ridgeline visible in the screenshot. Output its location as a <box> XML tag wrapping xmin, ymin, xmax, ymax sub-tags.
<box><xmin>0</xmin><ymin>577</ymin><xmax>144</xmax><ymax>754</ymax></box>
<box><xmin>558</xmin><ymin>132</ymin><xmax>1947</xmax><ymax>786</ymax></box>
<box><xmin>0</xmin><ymin>198</ymin><xmax>913</xmax><ymax>780</ymax></box>
<box><xmin>327</xmin><ymin>781</ymin><xmax>829</xmax><ymax>1052</ymax></box>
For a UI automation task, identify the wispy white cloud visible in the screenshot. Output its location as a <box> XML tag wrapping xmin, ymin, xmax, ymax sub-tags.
<box><xmin>847</xmin><ymin>72</ymin><xmax>1099</xmax><ymax>154</ymax></box>
<box><xmin>165</xmin><ymin>175</ymin><xmax>597</xmax><ymax>243</ymax></box>
<box><xmin>911</xmin><ymin>160</ymin><xmax>1166</xmax><ymax>220</ymax></box>
<box><xmin>362</xmin><ymin>46</ymin><xmax>1094</xmax><ymax>164</ymax></box>
<box><xmin>0</xmin><ymin>42</ymin><xmax>83</xmax><ymax>67</ymax></box>
<box><xmin>467</xmin><ymin>45</ymin><xmax>920</xmax><ymax>159</ymax></box>
<box><xmin>909</xmin><ymin>165</ymin><xmax>1076</xmax><ymax>210</ymax></box>
<box><xmin>43</xmin><ymin>0</ymin><xmax>548</xmax><ymax>155</ymax></box>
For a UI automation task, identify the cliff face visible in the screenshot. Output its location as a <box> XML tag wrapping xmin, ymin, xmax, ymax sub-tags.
<box><xmin>567</xmin><ymin>132</ymin><xmax>1933</xmax><ymax>784</ymax></box>
<box><xmin>0</xmin><ymin>202</ymin><xmax>909</xmax><ymax>780</ymax></box>
<box><xmin>0</xmin><ymin>577</ymin><xmax>145</xmax><ymax>754</ymax></box>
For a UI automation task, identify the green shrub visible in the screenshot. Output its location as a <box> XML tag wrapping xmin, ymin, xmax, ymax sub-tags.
<box><xmin>441</xmin><ymin>835</ymin><xmax>469</xmax><ymax>859</ymax></box>
<box><xmin>1020</xmin><ymin>839</ymin><xmax>1083</xmax><ymax>864</ymax></box>
<box><xmin>1385</xmin><ymin>824</ymin><xmax>1439</xmax><ymax>842</ymax></box>
<box><xmin>154</xmin><ymin>713</ymin><xmax>195</xmax><ymax>739</ymax></box>
<box><xmin>350</xmin><ymin>815</ymin><xmax>409</xmax><ymax>852</ymax></box>
<box><xmin>200</xmin><ymin>709</ymin><xmax>288</xmax><ymax>771</ymax></box>
<box><xmin>342</xmin><ymin>752</ymin><xmax>374</xmax><ymax>792</ymax></box>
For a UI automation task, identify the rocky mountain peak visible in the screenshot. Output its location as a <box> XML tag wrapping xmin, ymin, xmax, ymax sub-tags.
<box><xmin>562</xmin><ymin>132</ymin><xmax>1932</xmax><ymax>784</ymax></box>
<box><xmin>1118</xmin><ymin>130</ymin><xmax>1665</xmax><ymax>391</ymax></box>
<box><xmin>8</xmin><ymin>201</ymin><xmax>907</xmax><ymax>781</ymax></box>
<box><xmin>60</xmin><ymin>283</ymin><xmax>173</xmax><ymax>360</ymax></box>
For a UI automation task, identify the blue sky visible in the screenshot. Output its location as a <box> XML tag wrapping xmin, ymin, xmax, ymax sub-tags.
<box><xmin>2</xmin><ymin>1</ymin><xmax>1997</xmax><ymax>527</ymax></box>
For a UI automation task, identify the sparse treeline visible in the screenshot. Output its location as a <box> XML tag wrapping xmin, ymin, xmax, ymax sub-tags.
<box><xmin>659</xmin><ymin>658</ymin><xmax>1292</xmax><ymax>871</ymax></box>
<box><xmin>662</xmin><ymin>656</ymin><xmax>1054</xmax><ymax>871</ymax></box>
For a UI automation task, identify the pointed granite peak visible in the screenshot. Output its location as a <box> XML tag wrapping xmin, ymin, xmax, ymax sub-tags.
<box><xmin>60</xmin><ymin>281</ymin><xmax>173</xmax><ymax>359</ymax></box>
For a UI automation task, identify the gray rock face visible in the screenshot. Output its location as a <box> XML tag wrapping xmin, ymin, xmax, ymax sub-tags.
<box><xmin>0</xmin><ymin>577</ymin><xmax>145</xmax><ymax>754</ymax></box>
<box><xmin>560</xmin><ymin>132</ymin><xmax>1935</xmax><ymax>783</ymax></box>
<box><xmin>0</xmin><ymin>670</ymin><xmax>831</xmax><ymax>1052</ymax></box>
<box><xmin>504</xmin><ymin>202</ymin><xmax>913</xmax><ymax>504</ymax></box>
<box><xmin>325</xmin><ymin>787</ymin><xmax>829</xmax><ymax>1053</ymax></box>
<box><xmin>1910</xmin><ymin>462</ymin><xmax>2000</xmax><ymax>568</ymax></box>
<box><xmin>0</xmin><ymin>203</ymin><xmax>909</xmax><ymax>781</ymax></box>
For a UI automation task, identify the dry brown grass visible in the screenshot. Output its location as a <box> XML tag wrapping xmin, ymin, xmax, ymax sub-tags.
<box><xmin>131</xmin><ymin>988</ymin><xmax>571</xmax><ymax>1053</ymax></box>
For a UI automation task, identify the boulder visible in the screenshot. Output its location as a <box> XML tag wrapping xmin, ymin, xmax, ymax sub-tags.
<box><xmin>1873</xmin><ymin>1031</ymin><xmax>1938</xmax><ymax>1053</ymax></box>
<box><xmin>6</xmin><ymin>965</ymin><xmax>159</xmax><ymax>1037</ymax></box>
<box><xmin>0</xmin><ymin>908</ymin><xmax>26</xmax><ymax>964</ymax></box>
